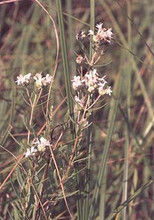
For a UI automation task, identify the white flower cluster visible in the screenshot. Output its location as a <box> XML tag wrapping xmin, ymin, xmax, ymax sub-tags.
<box><xmin>89</xmin><ymin>23</ymin><xmax>113</xmax><ymax>45</ymax></box>
<box><xmin>33</xmin><ymin>73</ymin><xmax>53</xmax><ymax>89</ymax></box>
<box><xmin>16</xmin><ymin>73</ymin><xmax>32</xmax><ymax>86</ymax></box>
<box><xmin>72</xmin><ymin>69</ymin><xmax>112</xmax><ymax>96</ymax></box>
<box><xmin>15</xmin><ymin>73</ymin><xmax>53</xmax><ymax>89</ymax></box>
<box><xmin>25</xmin><ymin>137</ymin><xmax>51</xmax><ymax>157</ymax></box>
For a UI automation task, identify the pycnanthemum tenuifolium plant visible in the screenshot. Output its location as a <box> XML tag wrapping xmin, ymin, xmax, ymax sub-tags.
<box><xmin>1</xmin><ymin>1</ymin><xmax>152</xmax><ymax>218</ymax></box>
<box><xmin>15</xmin><ymin>72</ymin><xmax>53</xmax><ymax>158</ymax></box>
<box><xmin>12</xmin><ymin>22</ymin><xmax>113</xmax><ymax>219</ymax></box>
<box><xmin>72</xmin><ymin>22</ymin><xmax>113</xmax><ymax>130</ymax></box>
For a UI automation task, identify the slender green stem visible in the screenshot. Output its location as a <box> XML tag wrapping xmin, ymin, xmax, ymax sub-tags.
<box><xmin>99</xmin><ymin>165</ymin><xmax>107</xmax><ymax>220</ymax></box>
<box><xmin>27</xmin><ymin>93</ymin><xmax>37</xmax><ymax>144</ymax></box>
<box><xmin>56</xmin><ymin>1</ymin><xmax>81</xmax><ymax>219</ymax></box>
<box><xmin>122</xmin><ymin>131</ymin><xmax>129</xmax><ymax>219</ymax></box>
<box><xmin>89</xmin><ymin>0</ymin><xmax>95</xmax><ymax>60</ymax></box>
<box><xmin>122</xmin><ymin>1</ymin><xmax>131</xmax><ymax>219</ymax></box>
<box><xmin>66</xmin><ymin>0</ymin><xmax>75</xmax><ymax>73</ymax></box>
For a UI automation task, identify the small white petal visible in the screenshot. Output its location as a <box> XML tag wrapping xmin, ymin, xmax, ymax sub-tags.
<box><xmin>88</xmin><ymin>30</ymin><xmax>94</xmax><ymax>35</ymax></box>
<box><xmin>105</xmin><ymin>86</ymin><xmax>112</xmax><ymax>96</ymax></box>
<box><xmin>96</xmin><ymin>23</ymin><xmax>103</xmax><ymax>31</ymax></box>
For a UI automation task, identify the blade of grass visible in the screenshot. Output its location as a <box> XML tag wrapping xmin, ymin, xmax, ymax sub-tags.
<box><xmin>56</xmin><ymin>0</ymin><xmax>74</xmax><ymax>131</ymax></box>
<box><xmin>66</xmin><ymin>0</ymin><xmax>75</xmax><ymax>73</ymax></box>
<box><xmin>122</xmin><ymin>131</ymin><xmax>129</xmax><ymax>219</ymax></box>
<box><xmin>115</xmin><ymin>0</ymin><xmax>154</xmax><ymax>57</ymax></box>
<box><xmin>106</xmin><ymin>179</ymin><xmax>153</xmax><ymax>220</ymax></box>
<box><xmin>99</xmin><ymin>165</ymin><xmax>107</xmax><ymax>220</ymax></box>
<box><xmin>0</xmin><ymin>79</ymin><xmax>16</xmax><ymax>146</ymax></box>
<box><xmin>89</xmin><ymin>0</ymin><xmax>95</xmax><ymax>59</ymax></box>
<box><xmin>122</xmin><ymin>1</ymin><xmax>131</xmax><ymax>219</ymax></box>
<box><xmin>56</xmin><ymin>1</ymin><xmax>80</xmax><ymax>219</ymax></box>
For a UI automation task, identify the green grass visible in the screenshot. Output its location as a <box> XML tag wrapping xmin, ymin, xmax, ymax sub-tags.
<box><xmin>0</xmin><ymin>0</ymin><xmax>153</xmax><ymax>219</ymax></box>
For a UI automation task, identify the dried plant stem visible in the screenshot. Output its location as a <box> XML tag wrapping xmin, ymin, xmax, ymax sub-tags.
<box><xmin>33</xmin><ymin>0</ymin><xmax>59</xmax><ymax>121</ymax></box>
<box><xmin>27</xmin><ymin>89</ymin><xmax>42</xmax><ymax>144</ymax></box>
<box><xmin>0</xmin><ymin>154</ymin><xmax>24</xmax><ymax>191</ymax></box>
<box><xmin>0</xmin><ymin>0</ymin><xmax>21</xmax><ymax>5</ymax></box>
<box><xmin>49</xmin><ymin>145</ymin><xmax>74</xmax><ymax>219</ymax></box>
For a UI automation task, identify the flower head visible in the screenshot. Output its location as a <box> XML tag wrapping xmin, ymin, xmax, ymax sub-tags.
<box><xmin>89</xmin><ymin>23</ymin><xmax>113</xmax><ymax>45</ymax></box>
<box><xmin>33</xmin><ymin>137</ymin><xmax>50</xmax><ymax>152</ymax></box>
<box><xmin>25</xmin><ymin>146</ymin><xmax>37</xmax><ymax>157</ymax></box>
<box><xmin>72</xmin><ymin>69</ymin><xmax>111</xmax><ymax>96</ymax></box>
<box><xmin>24</xmin><ymin>137</ymin><xmax>51</xmax><ymax>158</ymax></box>
<box><xmin>42</xmin><ymin>74</ymin><xmax>53</xmax><ymax>86</ymax></box>
<box><xmin>33</xmin><ymin>73</ymin><xmax>53</xmax><ymax>89</ymax></box>
<box><xmin>98</xmin><ymin>84</ymin><xmax>112</xmax><ymax>96</ymax></box>
<box><xmin>104</xmin><ymin>86</ymin><xmax>112</xmax><ymax>96</ymax></box>
<box><xmin>72</xmin><ymin>75</ymin><xmax>83</xmax><ymax>90</ymax></box>
<box><xmin>83</xmin><ymin>69</ymin><xmax>99</xmax><ymax>93</ymax></box>
<box><xmin>16</xmin><ymin>73</ymin><xmax>31</xmax><ymax>86</ymax></box>
<box><xmin>33</xmin><ymin>73</ymin><xmax>43</xmax><ymax>89</ymax></box>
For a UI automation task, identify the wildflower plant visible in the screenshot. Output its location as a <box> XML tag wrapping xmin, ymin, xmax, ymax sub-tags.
<box><xmin>8</xmin><ymin>21</ymin><xmax>113</xmax><ymax>219</ymax></box>
<box><xmin>72</xmin><ymin>23</ymin><xmax>113</xmax><ymax>133</ymax></box>
<box><xmin>0</xmin><ymin>15</ymin><xmax>113</xmax><ymax>219</ymax></box>
<box><xmin>1</xmin><ymin>1</ymin><xmax>153</xmax><ymax>220</ymax></box>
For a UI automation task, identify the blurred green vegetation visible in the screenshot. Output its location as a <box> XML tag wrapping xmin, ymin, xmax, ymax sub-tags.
<box><xmin>0</xmin><ymin>0</ymin><xmax>153</xmax><ymax>219</ymax></box>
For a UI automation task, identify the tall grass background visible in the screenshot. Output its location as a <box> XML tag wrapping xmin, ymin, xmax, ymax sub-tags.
<box><xmin>0</xmin><ymin>0</ymin><xmax>153</xmax><ymax>219</ymax></box>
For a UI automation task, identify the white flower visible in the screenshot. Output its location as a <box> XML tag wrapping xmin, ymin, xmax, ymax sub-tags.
<box><xmin>89</xmin><ymin>23</ymin><xmax>113</xmax><ymax>44</ymax></box>
<box><xmin>98</xmin><ymin>85</ymin><xmax>112</xmax><ymax>96</ymax></box>
<box><xmin>84</xmin><ymin>69</ymin><xmax>98</xmax><ymax>84</ymax></box>
<box><xmin>33</xmin><ymin>73</ymin><xmax>52</xmax><ymax>89</ymax></box>
<box><xmin>105</xmin><ymin>28</ymin><xmax>113</xmax><ymax>39</ymax></box>
<box><xmin>33</xmin><ymin>73</ymin><xmax>44</xmax><ymax>89</ymax></box>
<box><xmin>98</xmin><ymin>85</ymin><xmax>106</xmax><ymax>96</ymax></box>
<box><xmin>16</xmin><ymin>73</ymin><xmax>31</xmax><ymax>86</ymax></box>
<box><xmin>72</xmin><ymin>75</ymin><xmax>83</xmax><ymax>90</ymax></box>
<box><xmin>34</xmin><ymin>137</ymin><xmax>50</xmax><ymax>152</ymax></box>
<box><xmin>83</xmin><ymin>69</ymin><xmax>99</xmax><ymax>92</ymax></box>
<box><xmin>98</xmin><ymin>28</ymin><xmax>113</xmax><ymax>43</ymax></box>
<box><xmin>24</xmin><ymin>137</ymin><xmax>50</xmax><ymax>158</ymax></box>
<box><xmin>42</xmin><ymin>74</ymin><xmax>53</xmax><ymax>86</ymax></box>
<box><xmin>105</xmin><ymin>86</ymin><xmax>112</xmax><ymax>96</ymax></box>
<box><xmin>16</xmin><ymin>75</ymin><xmax>26</xmax><ymax>85</ymax></box>
<box><xmin>25</xmin><ymin>146</ymin><xmax>37</xmax><ymax>157</ymax></box>
<box><xmin>96</xmin><ymin>23</ymin><xmax>103</xmax><ymax>31</ymax></box>
<box><xmin>88</xmin><ymin>85</ymin><xmax>96</xmax><ymax>93</ymax></box>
